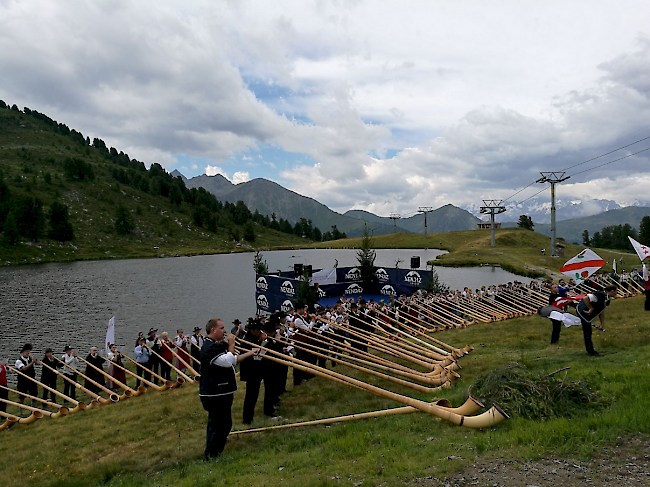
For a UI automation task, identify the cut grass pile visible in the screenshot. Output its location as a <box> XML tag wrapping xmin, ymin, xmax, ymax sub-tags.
<box><xmin>470</xmin><ymin>362</ymin><xmax>609</xmax><ymax>419</ymax></box>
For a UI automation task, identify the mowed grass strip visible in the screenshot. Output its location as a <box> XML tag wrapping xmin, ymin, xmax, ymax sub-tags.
<box><xmin>0</xmin><ymin>295</ymin><xmax>648</xmax><ymax>486</ymax></box>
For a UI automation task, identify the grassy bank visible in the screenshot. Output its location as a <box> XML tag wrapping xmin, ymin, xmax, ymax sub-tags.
<box><xmin>0</xmin><ymin>295</ymin><xmax>648</xmax><ymax>486</ymax></box>
<box><xmin>311</xmin><ymin>229</ymin><xmax>639</xmax><ymax>279</ymax></box>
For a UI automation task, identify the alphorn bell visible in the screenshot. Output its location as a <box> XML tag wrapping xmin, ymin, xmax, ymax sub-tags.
<box><xmin>147</xmin><ymin>344</ymin><xmax>193</xmax><ymax>385</ymax></box>
<box><xmin>120</xmin><ymin>355</ymin><xmax>174</xmax><ymax>391</ymax></box>
<box><xmin>0</xmin><ymin>412</ymin><xmax>19</xmax><ymax>431</ymax></box>
<box><xmin>51</xmin><ymin>361</ymin><xmax>118</xmax><ymax>404</ymax></box>
<box><xmin>75</xmin><ymin>355</ymin><xmax>136</xmax><ymax>399</ymax></box>
<box><xmin>0</xmin><ymin>385</ymin><xmax>69</xmax><ymax>415</ymax></box>
<box><xmin>239</xmin><ymin>338</ymin><xmax>509</xmax><ymax>429</ymax></box>
<box><xmin>7</xmin><ymin>365</ymin><xmax>84</xmax><ymax>410</ymax></box>
<box><xmin>0</xmin><ymin>396</ymin><xmax>68</xmax><ymax>419</ymax></box>
<box><xmin>0</xmin><ymin>409</ymin><xmax>43</xmax><ymax>425</ymax></box>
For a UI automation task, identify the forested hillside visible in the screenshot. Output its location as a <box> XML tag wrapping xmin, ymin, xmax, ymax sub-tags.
<box><xmin>0</xmin><ymin>102</ymin><xmax>306</xmax><ymax>264</ymax></box>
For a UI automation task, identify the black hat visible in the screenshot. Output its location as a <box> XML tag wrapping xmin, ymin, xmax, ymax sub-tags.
<box><xmin>246</xmin><ymin>317</ymin><xmax>262</xmax><ymax>331</ymax></box>
<box><xmin>263</xmin><ymin>320</ymin><xmax>276</xmax><ymax>333</ymax></box>
<box><xmin>20</xmin><ymin>343</ymin><xmax>32</xmax><ymax>352</ymax></box>
<box><xmin>64</xmin><ymin>345</ymin><xmax>72</xmax><ymax>352</ymax></box>
<box><xmin>193</xmin><ymin>326</ymin><xmax>201</xmax><ymax>332</ymax></box>
<box><xmin>148</xmin><ymin>328</ymin><xmax>157</xmax><ymax>335</ymax></box>
<box><xmin>233</xmin><ymin>319</ymin><xmax>242</xmax><ymax>325</ymax></box>
<box><xmin>44</xmin><ymin>348</ymin><xmax>53</xmax><ymax>354</ymax></box>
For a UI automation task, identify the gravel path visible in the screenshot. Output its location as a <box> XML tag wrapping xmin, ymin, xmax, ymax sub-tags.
<box><xmin>414</xmin><ymin>436</ymin><xmax>650</xmax><ymax>486</ymax></box>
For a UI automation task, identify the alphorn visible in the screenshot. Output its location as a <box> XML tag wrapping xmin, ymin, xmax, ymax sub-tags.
<box><xmin>266</xmin><ymin>338</ymin><xmax>451</xmax><ymax>392</ymax></box>
<box><xmin>55</xmin><ymin>360</ymin><xmax>119</xmax><ymax>404</ymax></box>
<box><xmin>231</xmin><ymin>397</ymin><xmax>485</xmax><ymax>435</ymax></box>
<box><xmin>0</xmin><ymin>384</ymin><xmax>68</xmax><ymax>410</ymax></box>
<box><xmin>0</xmin><ymin>396</ymin><xmax>68</xmax><ymax>419</ymax></box>
<box><xmin>0</xmin><ymin>409</ymin><xmax>42</xmax><ymax>425</ymax></box>
<box><xmin>7</xmin><ymin>365</ymin><xmax>84</xmax><ymax>410</ymax></box>
<box><xmin>147</xmin><ymin>345</ymin><xmax>193</xmax><ymax>385</ymax></box>
<box><xmin>76</xmin><ymin>356</ymin><xmax>136</xmax><ymax>399</ymax></box>
<box><xmin>0</xmin><ymin>412</ymin><xmax>18</xmax><ymax>431</ymax></box>
<box><xmin>121</xmin><ymin>355</ymin><xmax>174</xmax><ymax>391</ymax></box>
<box><xmin>239</xmin><ymin>338</ymin><xmax>508</xmax><ymax>429</ymax></box>
<box><xmin>163</xmin><ymin>344</ymin><xmax>199</xmax><ymax>378</ymax></box>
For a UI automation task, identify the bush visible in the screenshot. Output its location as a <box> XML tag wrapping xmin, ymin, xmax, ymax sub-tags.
<box><xmin>48</xmin><ymin>201</ymin><xmax>74</xmax><ymax>241</ymax></box>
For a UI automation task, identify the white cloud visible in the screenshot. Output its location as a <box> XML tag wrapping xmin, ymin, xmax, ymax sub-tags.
<box><xmin>232</xmin><ymin>171</ymin><xmax>250</xmax><ymax>184</ymax></box>
<box><xmin>205</xmin><ymin>165</ymin><xmax>227</xmax><ymax>177</ymax></box>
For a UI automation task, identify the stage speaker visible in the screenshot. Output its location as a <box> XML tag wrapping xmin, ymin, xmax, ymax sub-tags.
<box><xmin>410</xmin><ymin>256</ymin><xmax>420</xmax><ymax>269</ymax></box>
<box><xmin>294</xmin><ymin>263</ymin><xmax>303</xmax><ymax>276</ymax></box>
<box><xmin>304</xmin><ymin>265</ymin><xmax>313</xmax><ymax>277</ymax></box>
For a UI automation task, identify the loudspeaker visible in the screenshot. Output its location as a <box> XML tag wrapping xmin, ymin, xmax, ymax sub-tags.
<box><xmin>304</xmin><ymin>265</ymin><xmax>313</xmax><ymax>277</ymax></box>
<box><xmin>294</xmin><ymin>263</ymin><xmax>303</xmax><ymax>276</ymax></box>
<box><xmin>410</xmin><ymin>256</ymin><xmax>420</xmax><ymax>269</ymax></box>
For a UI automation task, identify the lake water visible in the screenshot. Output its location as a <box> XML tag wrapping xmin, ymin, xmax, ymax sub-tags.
<box><xmin>0</xmin><ymin>249</ymin><xmax>530</xmax><ymax>360</ymax></box>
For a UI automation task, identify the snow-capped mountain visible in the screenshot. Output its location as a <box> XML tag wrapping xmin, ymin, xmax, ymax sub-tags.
<box><xmin>464</xmin><ymin>197</ymin><xmax>650</xmax><ymax>223</ymax></box>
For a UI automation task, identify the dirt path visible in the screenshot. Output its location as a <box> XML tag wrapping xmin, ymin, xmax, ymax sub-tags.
<box><xmin>414</xmin><ymin>436</ymin><xmax>650</xmax><ymax>486</ymax></box>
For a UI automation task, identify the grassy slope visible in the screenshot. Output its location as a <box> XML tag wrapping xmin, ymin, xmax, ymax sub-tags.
<box><xmin>0</xmin><ymin>109</ymin><xmax>305</xmax><ymax>265</ymax></box>
<box><xmin>311</xmin><ymin>229</ymin><xmax>640</xmax><ymax>279</ymax></box>
<box><xmin>0</xmin><ymin>296</ymin><xmax>648</xmax><ymax>487</ymax></box>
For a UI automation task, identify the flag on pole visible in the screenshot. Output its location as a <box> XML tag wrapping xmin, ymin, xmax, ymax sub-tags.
<box><xmin>643</xmin><ymin>263</ymin><xmax>649</xmax><ymax>282</ymax></box>
<box><xmin>612</xmin><ymin>258</ymin><xmax>617</xmax><ymax>274</ymax></box>
<box><xmin>628</xmin><ymin>236</ymin><xmax>650</xmax><ymax>262</ymax></box>
<box><xmin>106</xmin><ymin>316</ymin><xmax>115</xmax><ymax>355</ymax></box>
<box><xmin>559</xmin><ymin>249</ymin><xmax>605</xmax><ymax>281</ymax></box>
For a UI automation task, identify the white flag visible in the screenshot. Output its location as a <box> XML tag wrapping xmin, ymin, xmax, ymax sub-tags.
<box><xmin>106</xmin><ymin>316</ymin><xmax>115</xmax><ymax>355</ymax></box>
<box><xmin>644</xmin><ymin>263</ymin><xmax>649</xmax><ymax>282</ymax></box>
<box><xmin>628</xmin><ymin>236</ymin><xmax>650</xmax><ymax>262</ymax></box>
<box><xmin>612</xmin><ymin>258</ymin><xmax>617</xmax><ymax>274</ymax></box>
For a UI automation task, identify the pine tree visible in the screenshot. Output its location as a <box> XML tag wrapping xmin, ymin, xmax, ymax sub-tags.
<box><xmin>582</xmin><ymin>229</ymin><xmax>590</xmax><ymax>246</ymax></box>
<box><xmin>640</xmin><ymin>216</ymin><xmax>650</xmax><ymax>246</ymax></box>
<box><xmin>115</xmin><ymin>205</ymin><xmax>134</xmax><ymax>235</ymax></box>
<box><xmin>3</xmin><ymin>212</ymin><xmax>19</xmax><ymax>246</ymax></box>
<box><xmin>48</xmin><ymin>202</ymin><xmax>74</xmax><ymax>241</ymax></box>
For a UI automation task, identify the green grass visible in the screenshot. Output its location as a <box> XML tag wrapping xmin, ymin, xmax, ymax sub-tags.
<box><xmin>1</xmin><ymin>295</ymin><xmax>649</xmax><ymax>486</ymax></box>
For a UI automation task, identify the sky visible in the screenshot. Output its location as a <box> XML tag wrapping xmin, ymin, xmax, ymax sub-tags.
<box><xmin>1</xmin><ymin>0</ymin><xmax>650</xmax><ymax>218</ymax></box>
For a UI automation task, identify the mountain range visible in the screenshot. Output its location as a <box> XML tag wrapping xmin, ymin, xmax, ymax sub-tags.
<box><xmin>465</xmin><ymin>196</ymin><xmax>650</xmax><ymax>224</ymax></box>
<box><xmin>177</xmin><ymin>171</ymin><xmax>481</xmax><ymax>238</ymax></box>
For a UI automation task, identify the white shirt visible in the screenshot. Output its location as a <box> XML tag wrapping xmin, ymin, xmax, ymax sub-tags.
<box><xmin>61</xmin><ymin>353</ymin><xmax>79</xmax><ymax>375</ymax></box>
<box><xmin>212</xmin><ymin>351</ymin><xmax>237</xmax><ymax>367</ymax></box>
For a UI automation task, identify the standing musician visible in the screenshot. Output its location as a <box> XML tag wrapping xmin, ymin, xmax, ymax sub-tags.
<box><xmin>175</xmin><ymin>329</ymin><xmax>190</xmax><ymax>373</ymax></box>
<box><xmin>239</xmin><ymin>318</ymin><xmax>272</xmax><ymax>424</ymax></box>
<box><xmin>189</xmin><ymin>326</ymin><xmax>204</xmax><ymax>374</ymax></box>
<box><xmin>548</xmin><ymin>284</ymin><xmax>563</xmax><ymax>344</ymax></box>
<box><xmin>106</xmin><ymin>344</ymin><xmax>127</xmax><ymax>391</ymax></box>
<box><xmin>40</xmin><ymin>348</ymin><xmax>62</xmax><ymax>402</ymax></box>
<box><xmin>146</xmin><ymin>328</ymin><xmax>162</xmax><ymax>385</ymax></box>
<box><xmin>159</xmin><ymin>332</ymin><xmax>175</xmax><ymax>381</ymax></box>
<box><xmin>576</xmin><ymin>284</ymin><xmax>618</xmax><ymax>356</ymax></box>
<box><xmin>60</xmin><ymin>345</ymin><xmax>79</xmax><ymax>402</ymax></box>
<box><xmin>84</xmin><ymin>347</ymin><xmax>106</xmax><ymax>394</ymax></box>
<box><xmin>134</xmin><ymin>338</ymin><xmax>152</xmax><ymax>388</ymax></box>
<box><xmin>199</xmin><ymin>318</ymin><xmax>257</xmax><ymax>461</ymax></box>
<box><xmin>16</xmin><ymin>343</ymin><xmax>38</xmax><ymax>404</ymax></box>
<box><xmin>0</xmin><ymin>359</ymin><xmax>8</xmax><ymax>413</ymax></box>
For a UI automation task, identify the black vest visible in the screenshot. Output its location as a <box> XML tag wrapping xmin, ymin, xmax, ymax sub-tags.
<box><xmin>577</xmin><ymin>291</ymin><xmax>610</xmax><ymax>322</ymax></box>
<box><xmin>199</xmin><ymin>338</ymin><xmax>237</xmax><ymax>397</ymax></box>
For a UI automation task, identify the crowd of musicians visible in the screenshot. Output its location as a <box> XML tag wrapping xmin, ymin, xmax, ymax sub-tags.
<box><xmin>2</xmin><ymin>267</ymin><xmax>648</xmax><ymax>420</ymax></box>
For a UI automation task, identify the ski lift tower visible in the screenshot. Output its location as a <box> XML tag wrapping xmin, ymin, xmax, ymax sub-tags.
<box><xmin>480</xmin><ymin>199</ymin><xmax>506</xmax><ymax>248</ymax></box>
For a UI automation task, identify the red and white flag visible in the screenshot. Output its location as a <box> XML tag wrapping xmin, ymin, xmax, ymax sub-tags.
<box><xmin>628</xmin><ymin>236</ymin><xmax>650</xmax><ymax>262</ymax></box>
<box><xmin>559</xmin><ymin>249</ymin><xmax>605</xmax><ymax>281</ymax></box>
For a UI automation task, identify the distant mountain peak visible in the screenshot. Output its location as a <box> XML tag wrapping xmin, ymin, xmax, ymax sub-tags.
<box><xmin>170</xmin><ymin>169</ymin><xmax>187</xmax><ymax>181</ymax></box>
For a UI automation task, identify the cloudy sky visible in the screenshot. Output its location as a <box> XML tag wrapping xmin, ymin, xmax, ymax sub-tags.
<box><xmin>2</xmin><ymin>0</ymin><xmax>650</xmax><ymax>217</ymax></box>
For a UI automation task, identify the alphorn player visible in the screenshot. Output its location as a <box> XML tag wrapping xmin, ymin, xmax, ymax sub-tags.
<box><xmin>16</xmin><ymin>343</ymin><xmax>39</xmax><ymax>404</ymax></box>
<box><xmin>60</xmin><ymin>345</ymin><xmax>79</xmax><ymax>402</ymax></box>
<box><xmin>576</xmin><ymin>284</ymin><xmax>618</xmax><ymax>357</ymax></box>
<box><xmin>40</xmin><ymin>348</ymin><xmax>62</xmax><ymax>402</ymax></box>
<box><xmin>199</xmin><ymin>318</ymin><xmax>257</xmax><ymax>461</ymax></box>
<box><xmin>0</xmin><ymin>359</ymin><xmax>7</xmax><ymax>413</ymax></box>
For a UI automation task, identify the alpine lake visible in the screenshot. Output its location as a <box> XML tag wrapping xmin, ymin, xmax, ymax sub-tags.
<box><xmin>0</xmin><ymin>249</ymin><xmax>531</xmax><ymax>362</ymax></box>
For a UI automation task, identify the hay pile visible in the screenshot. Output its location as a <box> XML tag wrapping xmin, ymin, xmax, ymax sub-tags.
<box><xmin>469</xmin><ymin>363</ymin><xmax>609</xmax><ymax>419</ymax></box>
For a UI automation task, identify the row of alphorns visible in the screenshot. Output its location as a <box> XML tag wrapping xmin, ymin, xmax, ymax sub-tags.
<box><xmin>0</xmin><ymin>342</ymin><xmax>202</xmax><ymax>432</ymax></box>
<box><xmin>372</xmin><ymin>275</ymin><xmax>644</xmax><ymax>332</ymax></box>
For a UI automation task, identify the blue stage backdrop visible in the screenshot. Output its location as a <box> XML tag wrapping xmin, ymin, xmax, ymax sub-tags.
<box><xmin>255</xmin><ymin>266</ymin><xmax>433</xmax><ymax>316</ymax></box>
